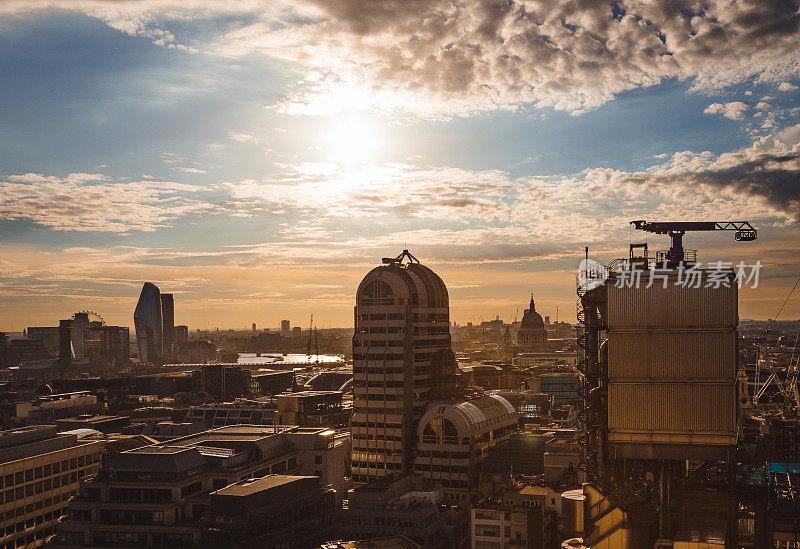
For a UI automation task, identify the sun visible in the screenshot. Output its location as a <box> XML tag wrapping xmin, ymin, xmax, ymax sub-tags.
<box><xmin>325</xmin><ymin>115</ymin><xmax>382</xmax><ymax>165</ymax></box>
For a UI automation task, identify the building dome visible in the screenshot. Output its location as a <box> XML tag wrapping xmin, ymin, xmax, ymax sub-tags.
<box><xmin>517</xmin><ymin>295</ymin><xmax>547</xmax><ymax>349</ymax></box>
<box><xmin>520</xmin><ymin>296</ymin><xmax>544</xmax><ymax>328</ymax></box>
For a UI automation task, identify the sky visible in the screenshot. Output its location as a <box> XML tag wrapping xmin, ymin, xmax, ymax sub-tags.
<box><xmin>0</xmin><ymin>0</ymin><xmax>799</xmax><ymax>331</ymax></box>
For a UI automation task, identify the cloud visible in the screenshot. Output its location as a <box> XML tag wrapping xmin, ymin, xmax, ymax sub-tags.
<box><xmin>223</xmin><ymin>126</ymin><xmax>800</xmax><ymax>245</ymax></box>
<box><xmin>0</xmin><ymin>172</ymin><xmax>221</xmax><ymax>231</ymax></box>
<box><xmin>704</xmin><ymin>101</ymin><xmax>749</xmax><ymax>120</ymax></box>
<box><xmin>778</xmin><ymin>82</ymin><xmax>799</xmax><ymax>91</ymax></box>
<box><xmin>229</xmin><ymin>132</ymin><xmax>260</xmax><ymax>143</ymax></box>
<box><xmin>3</xmin><ymin>1</ymin><xmax>800</xmax><ymax>117</ymax></box>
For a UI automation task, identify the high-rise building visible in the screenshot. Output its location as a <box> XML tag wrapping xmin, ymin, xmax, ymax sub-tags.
<box><xmin>26</xmin><ymin>326</ymin><xmax>61</xmax><ymax>357</ymax></box>
<box><xmin>251</xmin><ymin>322</ymin><xmax>257</xmax><ymax>332</ymax></box>
<box><xmin>351</xmin><ymin>250</ymin><xmax>456</xmax><ymax>484</ymax></box>
<box><xmin>70</xmin><ymin>312</ymin><xmax>90</xmax><ymax>358</ymax></box>
<box><xmin>280</xmin><ymin>320</ymin><xmax>291</xmax><ymax>338</ymax></box>
<box><xmin>133</xmin><ymin>282</ymin><xmax>162</xmax><ymax>363</ymax></box>
<box><xmin>83</xmin><ymin>325</ymin><xmax>131</xmax><ymax>370</ymax></box>
<box><xmin>160</xmin><ymin>293</ymin><xmax>175</xmax><ymax>355</ymax></box>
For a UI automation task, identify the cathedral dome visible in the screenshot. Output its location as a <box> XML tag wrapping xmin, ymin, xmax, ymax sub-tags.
<box><xmin>520</xmin><ymin>296</ymin><xmax>544</xmax><ymax>328</ymax></box>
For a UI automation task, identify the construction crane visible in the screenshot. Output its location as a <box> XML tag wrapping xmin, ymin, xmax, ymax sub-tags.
<box><xmin>630</xmin><ymin>220</ymin><xmax>756</xmax><ymax>265</ymax></box>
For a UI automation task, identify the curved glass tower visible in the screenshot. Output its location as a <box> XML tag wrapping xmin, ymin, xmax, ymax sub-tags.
<box><xmin>133</xmin><ymin>282</ymin><xmax>162</xmax><ymax>363</ymax></box>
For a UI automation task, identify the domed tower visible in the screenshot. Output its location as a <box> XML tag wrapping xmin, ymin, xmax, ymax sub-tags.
<box><xmin>351</xmin><ymin>250</ymin><xmax>457</xmax><ymax>484</ymax></box>
<box><xmin>517</xmin><ymin>294</ymin><xmax>548</xmax><ymax>349</ymax></box>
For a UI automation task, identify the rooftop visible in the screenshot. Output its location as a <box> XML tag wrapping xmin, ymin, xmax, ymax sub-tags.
<box><xmin>213</xmin><ymin>474</ymin><xmax>315</xmax><ymax>497</ymax></box>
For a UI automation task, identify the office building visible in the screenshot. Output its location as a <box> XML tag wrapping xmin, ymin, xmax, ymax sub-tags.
<box><xmin>83</xmin><ymin>325</ymin><xmax>130</xmax><ymax>370</ymax></box>
<box><xmin>160</xmin><ymin>294</ymin><xmax>175</xmax><ymax>355</ymax></box>
<box><xmin>185</xmin><ymin>399</ymin><xmax>278</xmax><ymax>428</ymax></box>
<box><xmin>69</xmin><ymin>313</ymin><xmax>90</xmax><ymax>359</ymax></box>
<box><xmin>470</xmin><ymin>483</ymin><xmax>559</xmax><ymax>549</ymax></box>
<box><xmin>0</xmin><ymin>425</ymin><xmax>102</xmax><ymax>548</ymax></box>
<box><xmin>25</xmin><ymin>327</ymin><xmax>60</xmax><ymax>357</ymax></box>
<box><xmin>339</xmin><ymin>474</ymin><xmax>468</xmax><ymax>548</ymax></box>
<box><xmin>175</xmin><ymin>325</ymin><xmax>188</xmax><ymax>344</ymax></box>
<box><xmin>202</xmin><ymin>475</ymin><xmax>336</xmax><ymax>547</ymax></box>
<box><xmin>351</xmin><ymin>250</ymin><xmax>457</xmax><ymax>484</ymax></box>
<box><xmin>133</xmin><ymin>282</ymin><xmax>162</xmax><ymax>363</ymax></box>
<box><xmin>280</xmin><ymin>320</ymin><xmax>290</xmax><ymax>338</ymax></box>
<box><xmin>413</xmin><ymin>394</ymin><xmax>518</xmax><ymax>502</ymax></box>
<box><xmin>275</xmin><ymin>391</ymin><xmax>350</xmax><ymax>428</ymax></box>
<box><xmin>53</xmin><ymin>424</ymin><xmax>349</xmax><ymax>547</ymax></box>
<box><xmin>193</xmin><ymin>365</ymin><xmax>295</xmax><ymax>400</ymax></box>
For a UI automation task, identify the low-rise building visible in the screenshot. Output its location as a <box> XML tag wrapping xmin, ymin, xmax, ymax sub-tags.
<box><xmin>0</xmin><ymin>425</ymin><xmax>102</xmax><ymax>548</ymax></box>
<box><xmin>470</xmin><ymin>483</ymin><xmax>559</xmax><ymax>549</ymax></box>
<box><xmin>202</xmin><ymin>475</ymin><xmax>336</xmax><ymax>547</ymax></box>
<box><xmin>184</xmin><ymin>398</ymin><xmax>277</xmax><ymax>428</ymax></box>
<box><xmin>413</xmin><ymin>395</ymin><xmax>518</xmax><ymax>502</ymax></box>
<box><xmin>52</xmin><ymin>424</ymin><xmax>350</xmax><ymax>547</ymax></box>
<box><xmin>339</xmin><ymin>474</ymin><xmax>468</xmax><ymax>548</ymax></box>
<box><xmin>276</xmin><ymin>391</ymin><xmax>350</xmax><ymax>428</ymax></box>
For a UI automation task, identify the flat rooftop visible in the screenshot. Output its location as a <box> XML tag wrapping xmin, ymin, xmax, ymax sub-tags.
<box><xmin>214</xmin><ymin>474</ymin><xmax>315</xmax><ymax>497</ymax></box>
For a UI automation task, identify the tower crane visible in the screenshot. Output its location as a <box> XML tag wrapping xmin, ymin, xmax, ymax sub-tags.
<box><xmin>630</xmin><ymin>220</ymin><xmax>756</xmax><ymax>265</ymax></box>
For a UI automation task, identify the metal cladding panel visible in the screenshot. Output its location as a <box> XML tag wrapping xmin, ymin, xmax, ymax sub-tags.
<box><xmin>609</xmin><ymin>383</ymin><xmax>735</xmax><ymax>434</ymax></box>
<box><xmin>606</xmin><ymin>271</ymin><xmax>737</xmax><ymax>328</ymax></box>
<box><xmin>608</xmin><ymin>331</ymin><xmax>736</xmax><ymax>381</ymax></box>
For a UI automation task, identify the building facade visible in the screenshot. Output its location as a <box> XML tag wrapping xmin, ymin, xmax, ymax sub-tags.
<box><xmin>351</xmin><ymin>250</ymin><xmax>457</xmax><ymax>484</ymax></box>
<box><xmin>160</xmin><ymin>294</ymin><xmax>175</xmax><ymax>356</ymax></box>
<box><xmin>52</xmin><ymin>425</ymin><xmax>349</xmax><ymax>547</ymax></box>
<box><xmin>0</xmin><ymin>425</ymin><xmax>102</xmax><ymax>549</ymax></box>
<box><xmin>133</xmin><ymin>282</ymin><xmax>162</xmax><ymax>364</ymax></box>
<box><xmin>414</xmin><ymin>395</ymin><xmax>518</xmax><ymax>502</ymax></box>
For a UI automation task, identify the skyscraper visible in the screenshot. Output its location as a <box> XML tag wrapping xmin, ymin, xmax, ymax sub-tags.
<box><xmin>161</xmin><ymin>293</ymin><xmax>175</xmax><ymax>354</ymax></box>
<box><xmin>134</xmin><ymin>282</ymin><xmax>162</xmax><ymax>363</ymax></box>
<box><xmin>280</xmin><ymin>320</ymin><xmax>291</xmax><ymax>338</ymax></box>
<box><xmin>351</xmin><ymin>250</ymin><xmax>456</xmax><ymax>484</ymax></box>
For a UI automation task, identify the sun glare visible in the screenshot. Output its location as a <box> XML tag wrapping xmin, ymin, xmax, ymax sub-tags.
<box><xmin>325</xmin><ymin>115</ymin><xmax>382</xmax><ymax>165</ymax></box>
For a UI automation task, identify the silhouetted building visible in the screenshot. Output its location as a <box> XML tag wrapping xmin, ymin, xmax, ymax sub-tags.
<box><xmin>517</xmin><ymin>295</ymin><xmax>548</xmax><ymax>349</ymax></box>
<box><xmin>175</xmin><ymin>325</ymin><xmax>189</xmax><ymax>344</ymax></box>
<box><xmin>83</xmin><ymin>325</ymin><xmax>130</xmax><ymax>370</ymax></box>
<box><xmin>0</xmin><ymin>425</ymin><xmax>102</xmax><ymax>548</ymax></box>
<box><xmin>133</xmin><ymin>282</ymin><xmax>162</xmax><ymax>363</ymax></box>
<box><xmin>280</xmin><ymin>320</ymin><xmax>290</xmax><ymax>338</ymax></box>
<box><xmin>351</xmin><ymin>251</ymin><xmax>457</xmax><ymax>484</ymax></box>
<box><xmin>59</xmin><ymin>320</ymin><xmax>72</xmax><ymax>371</ymax></box>
<box><xmin>160</xmin><ymin>293</ymin><xmax>175</xmax><ymax>355</ymax></box>
<box><xmin>26</xmin><ymin>326</ymin><xmax>61</xmax><ymax>357</ymax></box>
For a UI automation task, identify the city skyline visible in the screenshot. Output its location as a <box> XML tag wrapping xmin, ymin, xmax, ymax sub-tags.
<box><xmin>1</xmin><ymin>2</ymin><xmax>799</xmax><ymax>329</ymax></box>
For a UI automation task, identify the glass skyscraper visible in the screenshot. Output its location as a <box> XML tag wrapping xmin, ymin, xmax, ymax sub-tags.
<box><xmin>133</xmin><ymin>282</ymin><xmax>162</xmax><ymax>363</ymax></box>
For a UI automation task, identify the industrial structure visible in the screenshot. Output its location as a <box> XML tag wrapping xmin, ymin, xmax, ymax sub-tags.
<box><xmin>577</xmin><ymin>220</ymin><xmax>772</xmax><ymax>547</ymax></box>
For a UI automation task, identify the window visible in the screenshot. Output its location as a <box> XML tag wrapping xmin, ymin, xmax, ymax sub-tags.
<box><xmin>314</xmin><ymin>455</ymin><xmax>322</xmax><ymax>464</ymax></box>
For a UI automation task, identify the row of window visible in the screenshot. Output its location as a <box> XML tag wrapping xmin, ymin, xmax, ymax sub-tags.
<box><xmin>1</xmin><ymin>491</ymin><xmax>75</xmax><ymax>524</ymax></box>
<box><xmin>1</xmin><ymin>454</ymin><xmax>97</xmax><ymax>489</ymax></box>
<box><xmin>1</xmin><ymin>513</ymin><xmax>62</xmax><ymax>547</ymax></box>
<box><xmin>351</xmin><ymin>421</ymin><xmax>402</xmax><ymax>429</ymax></box>
<box><xmin>0</xmin><ymin>470</ymin><xmax>90</xmax><ymax>506</ymax></box>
